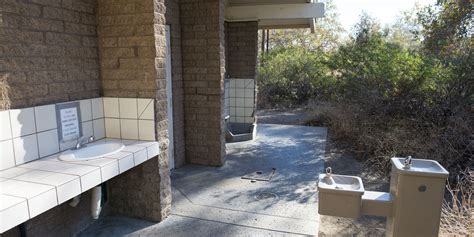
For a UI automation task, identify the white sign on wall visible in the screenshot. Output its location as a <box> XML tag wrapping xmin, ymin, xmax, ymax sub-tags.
<box><xmin>56</xmin><ymin>102</ymin><xmax>82</xmax><ymax>142</ymax></box>
<box><xmin>60</xmin><ymin>107</ymin><xmax>80</xmax><ymax>141</ymax></box>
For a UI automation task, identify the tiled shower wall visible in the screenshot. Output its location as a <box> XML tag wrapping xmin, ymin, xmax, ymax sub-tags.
<box><xmin>226</xmin><ymin>78</ymin><xmax>255</xmax><ymax>123</ymax></box>
<box><xmin>225</xmin><ymin>79</ymin><xmax>230</xmax><ymax>117</ymax></box>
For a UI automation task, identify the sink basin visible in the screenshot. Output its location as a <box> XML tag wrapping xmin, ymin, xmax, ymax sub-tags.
<box><xmin>318</xmin><ymin>174</ymin><xmax>365</xmax><ymax>218</ymax></box>
<box><xmin>391</xmin><ymin>157</ymin><xmax>449</xmax><ymax>178</ymax></box>
<box><xmin>318</xmin><ymin>174</ymin><xmax>364</xmax><ymax>194</ymax></box>
<box><xmin>59</xmin><ymin>140</ymin><xmax>125</xmax><ymax>161</ymax></box>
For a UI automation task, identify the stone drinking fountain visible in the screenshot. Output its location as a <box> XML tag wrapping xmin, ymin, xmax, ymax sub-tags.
<box><xmin>318</xmin><ymin>156</ymin><xmax>449</xmax><ymax>237</ymax></box>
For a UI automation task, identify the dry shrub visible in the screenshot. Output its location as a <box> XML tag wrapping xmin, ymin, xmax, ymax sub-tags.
<box><xmin>440</xmin><ymin>170</ymin><xmax>473</xmax><ymax>236</ymax></box>
<box><xmin>309</xmin><ymin>101</ymin><xmax>473</xmax><ymax>235</ymax></box>
<box><xmin>308</xmin><ymin>102</ymin><xmax>473</xmax><ymax>180</ymax></box>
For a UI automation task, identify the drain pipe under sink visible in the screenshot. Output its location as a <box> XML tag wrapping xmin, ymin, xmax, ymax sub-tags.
<box><xmin>91</xmin><ymin>186</ymin><xmax>102</xmax><ymax>219</ymax></box>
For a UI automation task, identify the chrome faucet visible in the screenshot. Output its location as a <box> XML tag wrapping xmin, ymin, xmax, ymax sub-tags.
<box><xmin>404</xmin><ymin>156</ymin><xmax>412</xmax><ymax>169</ymax></box>
<box><xmin>75</xmin><ymin>136</ymin><xmax>94</xmax><ymax>149</ymax></box>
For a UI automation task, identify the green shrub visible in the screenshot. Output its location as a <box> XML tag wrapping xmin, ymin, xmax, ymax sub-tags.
<box><xmin>257</xmin><ymin>47</ymin><xmax>336</xmax><ymax>108</ymax></box>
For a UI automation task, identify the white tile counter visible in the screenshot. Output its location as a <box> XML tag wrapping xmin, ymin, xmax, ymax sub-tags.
<box><xmin>0</xmin><ymin>138</ymin><xmax>160</xmax><ymax>233</ymax></box>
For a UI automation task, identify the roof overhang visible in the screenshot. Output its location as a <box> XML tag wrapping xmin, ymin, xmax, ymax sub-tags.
<box><xmin>225</xmin><ymin>0</ymin><xmax>325</xmax><ymax>32</ymax></box>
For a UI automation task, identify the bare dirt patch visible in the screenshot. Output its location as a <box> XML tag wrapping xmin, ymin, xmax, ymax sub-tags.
<box><xmin>256</xmin><ymin>108</ymin><xmax>313</xmax><ymax>125</ymax></box>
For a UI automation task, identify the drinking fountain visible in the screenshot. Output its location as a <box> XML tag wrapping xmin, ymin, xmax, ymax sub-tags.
<box><xmin>318</xmin><ymin>157</ymin><xmax>449</xmax><ymax>237</ymax></box>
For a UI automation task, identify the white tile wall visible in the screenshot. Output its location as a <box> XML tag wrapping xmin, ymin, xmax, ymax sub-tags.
<box><xmin>119</xmin><ymin>98</ymin><xmax>138</xmax><ymax>119</ymax></box>
<box><xmin>34</xmin><ymin>105</ymin><xmax>57</xmax><ymax>132</ymax></box>
<box><xmin>120</xmin><ymin>119</ymin><xmax>138</xmax><ymax>140</ymax></box>
<box><xmin>59</xmin><ymin>140</ymin><xmax>76</xmax><ymax>152</ymax></box>
<box><xmin>82</xmin><ymin>121</ymin><xmax>94</xmax><ymax>139</ymax></box>
<box><xmin>226</xmin><ymin>78</ymin><xmax>255</xmax><ymax>124</ymax></box>
<box><xmin>79</xmin><ymin>99</ymin><xmax>92</xmax><ymax>122</ymax></box>
<box><xmin>224</xmin><ymin>80</ymin><xmax>230</xmax><ymax>117</ymax></box>
<box><xmin>0</xmin><ymin>139</ymin><xmax>160</xmax><ymax>233</ymax></box>
<box><xmin>0</xmin><ymin>111</ymin><xmax>12</xmax><ymax>141</ymax></box>
<box><xmin>0</xmin><ymin>140</ymin><xmax>15</xmax><ymax>170</ymax></box>
<box><xmin>13</xmin><ymin>134</ymin><xmax>39</xmax><ymax>164</ymax></box>
<box><xmin>105</xmin><ymin>118</ymin><xmax>121</xmax><ymax>138</ymax></box>
<box><xmin>138</xmin><ymin>120</ymin><xmax>155</xmax><ymax>141</ymax></box>
<box><xmin>103</xmin><ymin>97</ymin><xmax>119</xmax><ymax>118</ymax></box>
<box><xmin>104</xmin><ymin>98</ymin><xmax>156</xmax><ymax>141</ymax></box>
<box><xmin>91</xmin><ymin>98</ymin><xmax>104</xmax><ymax>119</ymax></box>
<box><xmin>37</xmin><ymin>129</ymin><xmax>59</xmax><ymax>158</ymax></box>
<box><xmin>0</xmin><ymin>96</ymin><xmax>155</xmax><ymax>188</ymax></box>
<box><xmin>0</xmin><ymin>97</ymin><xmax>127</xmax><ymax>170</ymax></box>
<box><xmin>93</xmin><ymin>118</ymin><xmax>105</xmax><ymax>139</ymax></box>
<box><xmin>137</xmin><ymin>99</ymin><xmax>154</xmax><ymax>120</ymax></box>
<box><xmin>10</xmin><ymin>108</ymin><xmax>36</xmax><ymax>137</ymax></box>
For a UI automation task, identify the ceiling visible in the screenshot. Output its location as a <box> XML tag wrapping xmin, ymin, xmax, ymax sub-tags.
<box><xmin>226</xmin><ymin>0</ymin><xmax>310</xmax><ymax>7</ymax></box>
<box><xmin>225</xmin><ymin>0</ymin><xmax>324</xmax><ymax>31</ymax></box>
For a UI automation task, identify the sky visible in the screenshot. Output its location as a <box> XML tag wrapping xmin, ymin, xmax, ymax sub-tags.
<box><xmin>331</xmin><ymin>0</ymin><xmax>437</xmax><ymax>32</ymax></box>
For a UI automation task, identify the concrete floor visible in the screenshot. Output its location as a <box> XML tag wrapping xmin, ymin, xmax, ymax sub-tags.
<box><xmin>78</xmin><ymin>124</ymin><xmax>327</xmax><ymax>237</ymax></box>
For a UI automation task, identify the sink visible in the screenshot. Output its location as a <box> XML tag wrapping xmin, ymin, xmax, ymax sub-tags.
<box><xmin>59</xmin><ymin>140</ymin><xmax>125</xmax><ymax>161</ymax></box>
<box><xmin>391</xmin><ymin>157</ymin><xmax>449</xmax><ymax>178</ymax></box>
<box><xmin>318</xmin><ymin>174</ymin><xmax>365</xmax><ymax>218</ymax></box>
<box><xmin>318</xmin><ymin>174</ymin><xmax>364</xmax><ymax>194</ymax></box>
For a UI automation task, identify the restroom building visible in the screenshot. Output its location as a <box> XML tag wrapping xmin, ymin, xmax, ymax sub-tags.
<box><xmin>0</xmin><ymin>0</ymin><xmax>324</xmax><ymax>236</ymax></box>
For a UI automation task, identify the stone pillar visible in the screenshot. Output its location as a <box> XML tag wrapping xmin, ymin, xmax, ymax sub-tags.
<box><xmin>97</xmin><ymin>0</ymin><xmax>171</xmax><ymax>221</ymax></box>
<box><xmin>225</xmin><ymin>22</ymin><xmax>258</xmax><ymax>79</ymax></box>
<box><xmin>180</xmin><ymin>0</ymin><xmax>226</xmax><ymax>166</ymax></box>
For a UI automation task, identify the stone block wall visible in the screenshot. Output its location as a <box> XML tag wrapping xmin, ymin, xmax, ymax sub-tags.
<box><xmin>180</xmin><ymin>0</ymin><xmax>226</xmax><ymax>166</ymax></box>
<box><xmin>0</xmin><ymin>1</ymin><xmax>101</xmax><ymax>236</ymax></box>
<box><xmin>225</xmin><ymin>21</ymin><xmax>258</xmax><ymax>79</ymax></box>
<box><xmin>97</xmin><ymin>0</ymin><xmax>171</xmax><ymax>221</ymax></box>
<box><xmin>165</xmin><ymin>0</ymin><xmax>185</xmax><ymax>168</ymax></box>
<box><xmin>0</xmin><ymin>0</ymin><xmax>101</xmax><ymax>110</ymax></box>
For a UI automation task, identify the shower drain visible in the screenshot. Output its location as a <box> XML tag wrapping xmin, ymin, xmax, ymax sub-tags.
<box><xmin>255</xmin><ymin>192</ymin><xmax>278</xmax><ymax>201</ymax></box>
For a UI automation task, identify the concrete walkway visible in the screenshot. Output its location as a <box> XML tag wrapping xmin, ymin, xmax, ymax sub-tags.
<box><xmin>78</xmin><ymin>124</ymin><xmax>327</xmax><ymax>237</ymax></box>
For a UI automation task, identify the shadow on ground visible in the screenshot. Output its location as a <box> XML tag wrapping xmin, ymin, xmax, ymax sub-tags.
<box><xmin>79</xmin><ymin>124</ymin><xmax>327</xmax><ymax>237</ymax></box>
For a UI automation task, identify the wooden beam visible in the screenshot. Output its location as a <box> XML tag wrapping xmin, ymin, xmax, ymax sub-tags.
<box><xmin>228</xmin><ymin>0</ymin><xmax>309</xmax><ymax>7</ymax></box>
<box><xmin>258</xmin><ymin>19</ymin><xmax>310</xmax><ymax>29</ymax></box>
<box><xmin>259</xmin><ymin>24</ymin><xmax>310</xmax><ymax>29</ymax></box>
<box><xmin>225</xmin><ymin>3</ymin><xmax>325</xmax><ymax>22</ymax></box>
